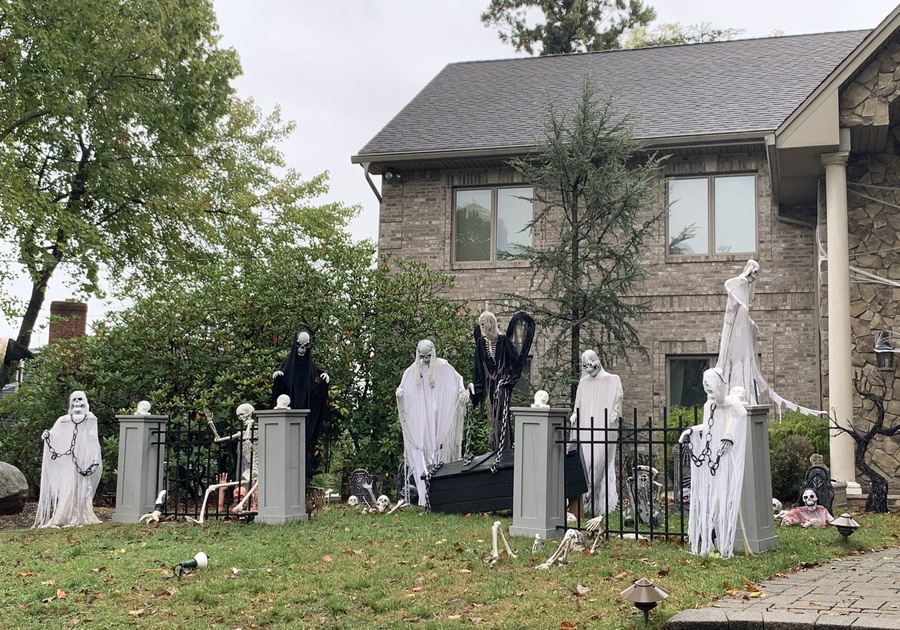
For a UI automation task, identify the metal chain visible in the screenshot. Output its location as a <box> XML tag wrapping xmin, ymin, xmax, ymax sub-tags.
<box><xmin>490</xmin><ymin>385</ymin><xmax>511</xmax><ymax>473</ymax></box>
<box><xmin>44</xmin><ymin>414</ymin><xmax>100</xmax><ymax>477</ymax></box>
<box><xmin>423</xmin><ymin>462</ymin><xmax>444</xmax><ymax>511</ymax></box>
<box><xmin>686</xmin><ymin>404</ymin><xmax>722</xmax><ymax>476</ymax></box>
<box><xmin>462</xmin><ymin>399</ymin><xmax>475</xmax><ymax>465</ymax></box>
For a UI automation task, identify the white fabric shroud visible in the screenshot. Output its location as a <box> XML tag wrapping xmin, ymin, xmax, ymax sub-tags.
<box><xmin>397</xmin><ymin>358</ymin><xmax>466</xmax><ymax>506</ymax></box>
<box><xmin>574</xmin><ymin>369</ymin><xmax>623</xmax><ymax>516</ymax></box>
<box><xmin>34</xmin><ymin>393</ymin><xmax>103</xmax><ymax>528</ymax></box>
<box><xmin>685</xmin><ymin>393</ymin><xmax>747</xmax><ymax>558</ymax></box>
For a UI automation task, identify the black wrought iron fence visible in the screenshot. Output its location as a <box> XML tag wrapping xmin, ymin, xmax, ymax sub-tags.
<box><xmin>559</xmin><ymin>407</ymin><xmax>703</xmax><ymax>540</ymax></box>
<box><xmin>151</xmin><ymin>412</ymin><xmax>258</xmax><ymax>521</ymax></box>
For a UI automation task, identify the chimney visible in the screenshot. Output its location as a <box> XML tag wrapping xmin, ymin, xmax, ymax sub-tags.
<box><xmin>49</xmin><ymin>300</ymin><xmax>88</xmax><ymax>342</ymax></box>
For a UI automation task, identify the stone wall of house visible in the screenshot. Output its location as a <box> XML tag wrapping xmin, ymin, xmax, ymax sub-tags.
<box><xmin>826</xmin><ymin>35</ymin><xmax>900</xmax><ymax>492</ymax></box>
<box><xmin>378</xmin><ymin>148</ymin><xmax>822</xmax><ymax>419</ymax></box>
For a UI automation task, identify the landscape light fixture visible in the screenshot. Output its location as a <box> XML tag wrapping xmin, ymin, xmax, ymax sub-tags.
<box><xmin>174</xmin><ymin>551</ymin><xmax>208</xmax><ymax>580</ymax></box>
<box><xmin>875</xmin><ymin>331</ymin><xmax>894</xmax><ymax>371</ymax></box>
<box><xmin>831</xmin><ymin>513</ymin><xmax>860</xmax><ymax>539</ymax></box>
<box><xmin>620</xmin><ymin>577</ymin><xmax>669</xmax><ymax>624</ymax></box>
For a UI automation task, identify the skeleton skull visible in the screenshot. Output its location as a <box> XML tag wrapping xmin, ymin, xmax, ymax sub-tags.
<box><xmin>236</xmin><ymin>403</ymin><xmax>255</xmax><ymax>426</ymax></box>
<box><xmin>135</xmin><ymin>400</ymin><xmax>151</xmax><ymax>415</ymax></box>
<box><xmin>375</xmin><ymin>495</ymin><xmax>390</xmax><ymax>513</ymax></box>
<box><xmin>68</xmin><ymin>391</ymin><xmax>88</xmax><ymax>414</ymax></box>
<box><xmin>581</xmin><ymin>350</ymin><xmax>602</xmax><ymax>378</ymax></box>
<box><xmin>416</xmin><ymin>339</ymin><xmax>435</xmax><ymax>367</ymax></box>
<box><xmin>802</xmin><ymin>488</ymin><xmax>818</xmax><ymax>510</ymax></box>
<box><xmin>275</xmin><ymin>394</ymin><xmax>291</xmax><ymax>410</ymax></box>
<box><xmin>531</xmin><ymin>390</ymin><xmax>550</xmax><ymax>408</ymax></box>
<box><xmin>296</xmin><ymin>331</ymin><xmax>311</xmax><ymax>357</ymax></box>
<box><xmin>478</xmin><ymin>311</ymin><xmax>499</xmax><ymax>342</ymax></box>
<box><xmin>347</xmin><ymin>495</ymin><xmax>359</xmax><ymax>507</ymax></box>
<box><xmin>773</xmin><ymin>498</ymin><xmax>783</xmax><ymax>514</ymax></box>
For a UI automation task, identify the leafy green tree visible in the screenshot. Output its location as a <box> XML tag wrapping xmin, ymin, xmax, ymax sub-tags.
<box><xmin>481</xmin><ymin>0</ymin><xmax>656</xmax><ymax>55</ymax></box>
<box><xmin>0</xmin><ymin>0</ymin><xmax>301</xmax><ymax>386</ymax></box>
<box><xmin>622</xmin><ymin>22</ymin><xmax>744</xmax><ymax>48</ymax></box>
<box><xmin>503</xmin><ymin>77</ymin><xmax>665</xmax><ymax>403</ymax></box>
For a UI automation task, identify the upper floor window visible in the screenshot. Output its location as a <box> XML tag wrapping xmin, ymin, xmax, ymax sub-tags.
<box><xmin>667</xmin><ymin>174</ymin><xmax>756</xmax><ymax>255</ymax></box>
<box><xmin>454</xmin><ymin>186</ymin><xmax>533</xmax><ymax>262</ymax></box>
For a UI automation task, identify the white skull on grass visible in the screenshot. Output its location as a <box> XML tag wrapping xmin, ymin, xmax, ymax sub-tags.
<box><xmin>376</xmin><ymin>495</ymin><xmax>390</xmax><ymax>513</ymax></box>
<box><xmin>296</xmin><ymin>331</ymin><xmax>311</xmax><ymax>357</ymax></box>
<box><xmin>347</xmin><ymin>496</ymin><xmax>359</xmax><ymax>507</ymax></box>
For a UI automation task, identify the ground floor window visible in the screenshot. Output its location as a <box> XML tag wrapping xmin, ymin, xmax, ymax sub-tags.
<box><xmin>668</xmin><ymin>356</ymin><xmax>715</xmax><ymax>408</ymax></box>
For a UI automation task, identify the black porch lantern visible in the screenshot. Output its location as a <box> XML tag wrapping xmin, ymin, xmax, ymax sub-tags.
<box><xmin>875</xmin><ymin>331</ymin><xmax>894</xmax><ymax>371</ymax></box>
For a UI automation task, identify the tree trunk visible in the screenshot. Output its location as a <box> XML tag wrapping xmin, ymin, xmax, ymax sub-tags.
<box><xmin>0</xmin><ymin>265</ymin><xmax>57</xmax><ymax>386</ymax></box>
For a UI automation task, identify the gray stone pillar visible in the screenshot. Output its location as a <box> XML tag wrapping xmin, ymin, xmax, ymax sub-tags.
<box><xmin>112</xmin><ymin>414</ymin><xmax>168</xmax><ymax>523</ymax></box>
<box><xmin>735</xmin><ymin>405</ymin><xmax>778</xmax><ymax>555</ymax></box>
<box><xmin>255</xmin><ymin>408</ymin><xmax>308</xmax><ymax>524</ymax></box>
<box><xmin>509</xmin><ymin>406</ymin><xmax>567</xmax><ymax>539</ymax></box>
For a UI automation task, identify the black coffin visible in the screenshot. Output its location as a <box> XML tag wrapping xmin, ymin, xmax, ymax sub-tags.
<box><xmin>427</xmin><ymin>448</ymin><xmax>588</xmax><ymax>514</ymax></box>
<box><xmin>428</xmin><ymin>450</ymin><xmax>515</xmax><ymax>514</ymax></box>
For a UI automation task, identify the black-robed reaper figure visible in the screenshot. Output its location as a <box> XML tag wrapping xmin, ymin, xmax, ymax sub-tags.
<box><xmin>271</xmin><ymin>331</ymin><xmax>330</xmax><ymax>476</ymax></box>
<box><xmin>471</xmin><ymin>311</ymin><xmax>535</xmax><ymax>451</ymax></box>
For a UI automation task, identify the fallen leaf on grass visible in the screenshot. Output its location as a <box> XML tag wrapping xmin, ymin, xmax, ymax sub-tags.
<box><xmin>411</xmin><ymin>586</ymin><xmax>423</xmax><ymax>592</ymax></box>
<box><xmin>749</xmin><ymin>592</ymin><xmax>765</xmax><ymax>598</ymax></box>
<box><xmin>40</xmin><ymin>580</ymin><xmax>56</xmax><ymax>586</ymax></box>
<box><xmin>574</xmin><ymin>584</ymin><xmax>590</xmax><ymax>596</ymax></box>
<box><xmin>560</xmin><ymin>622</ymin><xmax>576</xmax><ymax>629</ymax></box>
<box><xmin>55</xmin><ymin>589</ymin><xmax>66</xmax><ymax>599</ymax></box>
<box><xmin>469</xmin><ymin>617</ymin><xmax>482</xmax><ymax>624</ymax></box>
<box><xmin>91</xmin><ymin>567</ymin><xmax>106</xmax><ymax>574</ymax></box>
<box><xmin>128</xmin><ymin>609</ymin><xmax>145</xmax><ymax>617</ymax></box>
<box><xmin>15</xmin><ymin>572</ymin><xmax>34</xmax><ymax>578</ymax></box>
<box><xmin>612</xmin><ymin>571</ymin><xmax>630</xmax><ymax>580</ymax></box>
<box><xmin>322</xmin><ymin>556</ymin><xmax>333</xmax><ymax>562</ymax></box>
<box><xmin>448</xmin><ymin>614</ymin><xmax>461</xmax><ymax>620</ymax></box>
<box><xmin>744</xmin><ymin>585</ymin><xmax>760</xmax><ymax>592</ymax></box>
<box><xmin>725</xmin><ymin>588</ymin><xmax>740</xmax><ymax>595</ymax></box>
<box><xmin>455</xmin><ymin>569</ymin><xmax>472</xmax><ymax>574</ymax></box>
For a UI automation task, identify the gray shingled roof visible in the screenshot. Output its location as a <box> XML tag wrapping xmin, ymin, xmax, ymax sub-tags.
<box><xmin>354</xmin><ymin>30</ymin><xmax>869</xmax><ymax>159</ymax></box>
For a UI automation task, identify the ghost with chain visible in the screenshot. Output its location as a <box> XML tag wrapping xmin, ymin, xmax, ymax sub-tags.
<box><xmin>396</xmin><ymin>340</ymin><xmax>468</xmax><ymax>506</ymax></box>
<box><xmin>34</xmin><ymin>391</ymin><xmax>103</xmax><ymax>528</ymax></box>
<box><xmin>679</xmin><ymin>368</ymin><xmax>748</xmax><ymax>558</ymax></box>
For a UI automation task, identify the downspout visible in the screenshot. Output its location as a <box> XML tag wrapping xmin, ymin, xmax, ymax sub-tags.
<box><xmin>361</xmin><ymin>162</ymin><xmax>382</xmax><ymax>204</ymax></box>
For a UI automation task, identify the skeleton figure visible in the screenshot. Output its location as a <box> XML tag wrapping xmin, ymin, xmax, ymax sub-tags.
<box><xmin>585</xmin><ymin>515</ymin><xmax>604</xmax><ymax>554</ymax></box>
<box><xmin>34</xmin><ymin>391</ymin><xmax>103</xmax><ymax>528</ymax></box>
<box><xmin>532</xmin><ymin>534</ymin><xmax>543</xmax><ymax>552</ymax></box>
<box><xmin>485</xmin><ymin>520</ymin><xmax>518</xmax><ymax>566</ymax></box>
<box><xmin>471</xmin><ymin>311</ymin><xmax>535</xmax><ymax>451</ymax></box>
<box><xmin>348</xmin><ymin>468</ymin><xmax>378</xmax><ymax>507</ymax></box>
<box><xmin>396</xmin><ymin>339</ymin><xmax>468</xmax><ymax>506</ymax></box>
<box><xmin>623</xmin><ymin>465</ymin><xmax>664</xmax><ymax>527</ymax></box>
<box><xmin>679</xmin><ymin>368</ymin><xmax>748</xmax><ymax>558</ymax></box>
<box><xmin>571</xmin><ymin>349</ymin><xmax>623</xmax><ymax>516</ymax></box>
<box><xmin>536</xmin><ymin>529</ymin><xmax>585</xmax><ymax>569</ymax></box>
<box><xmin>190</xmin><ymin>405</ymin><xmax>259</xmax><ymax>524</ymax></box>
<box><xmin>781</xmin><ymin>488</ymin><xmax>834</xmax><ymax>528</ymax></box>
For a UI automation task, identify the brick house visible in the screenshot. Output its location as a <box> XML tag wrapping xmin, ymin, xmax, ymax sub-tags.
<box><xmin>353</xmin><ymin>7</ymin><xmax>900</xmax><ymax>494</ymax></box>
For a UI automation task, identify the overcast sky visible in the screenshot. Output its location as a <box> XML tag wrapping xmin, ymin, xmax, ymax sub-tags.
<box><xmin>4</xmin><ymin>0</ymin><xmax>899</xmax><ymax>343</ymax></box>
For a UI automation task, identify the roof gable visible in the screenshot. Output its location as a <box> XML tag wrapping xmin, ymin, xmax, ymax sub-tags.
<box><xmin>354</xmin><ymin>31</ymin><xmax>868</xmax><ymax>163</ymax></box>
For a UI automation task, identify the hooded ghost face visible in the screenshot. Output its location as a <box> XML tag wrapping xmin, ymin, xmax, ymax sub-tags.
<box><xmin>742</xmin><ymin>259</ymin><xmax>761</xmax><ymax>283</ymax></box>
<box><xmin>702</xmin><ymin>368</ymin><xmax>727</xmax><ymax>403</ymax></box>
<box><xmin>581</xmin><ymin>350</ymin><xmax>602</xmax><ymax>378</ymax></box>
<box><xmin>68</xmin><ymin>391</ymin><xmax>89</xmax><ymax>414</ymax></box>
<box><xmin>802</xmin><ymin>489</ymin><xmax>818</xmax><ymax>510</ymax></box>
<box><xmin>295</xmin><ymin>331</ymin><xmax>311</xmax><ymax>357</ymax></box>
<box><xmin>416</xmin><ymin>339</ymin><xmax>435</xmax><ymax>368</ymax></box>
<box><xmin>478</xmin><ymin>311</ymin><xmax>499</xmax><ymax>342</ymax></box>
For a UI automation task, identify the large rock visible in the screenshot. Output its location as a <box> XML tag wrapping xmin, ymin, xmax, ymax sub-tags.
<box><xmin>0</xmin><ymin>462</ymin><xmax>28</xmax><ymax>514</ymax></box>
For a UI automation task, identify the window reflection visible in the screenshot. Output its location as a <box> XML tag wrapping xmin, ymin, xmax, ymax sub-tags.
<box><xmin>454</xmin><ymin>186</ymin><xmax>533</xmax><ymax>262</ymax></box>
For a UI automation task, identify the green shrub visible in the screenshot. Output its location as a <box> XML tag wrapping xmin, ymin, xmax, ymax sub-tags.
<box><xmin>768</xmin><ymin>410</ymin><xmax>830</xmax><ymax>503</ymax></box>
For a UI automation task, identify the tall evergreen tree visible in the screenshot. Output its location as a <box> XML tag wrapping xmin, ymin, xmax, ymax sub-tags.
<box><xmin>503</xmin><ymin>78</ymin><xmax>665</xmax><ymax>403</ymax></box>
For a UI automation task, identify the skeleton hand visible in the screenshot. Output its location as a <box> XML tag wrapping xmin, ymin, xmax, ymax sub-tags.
<box><xmin>569</xmin><ymin>412</ymin><xmax>577</xmax><ymax>426</ymax></box>
<box><xmin>467</xmin><ymin>382</ymin><xmax>475</xmax><ymax>395</ymax></box>
<box><xmin>532</xmin><ymin>534</ymin><xmax>543</xmax><ymax>553</ymax></box>
<box><xmin>41</xmin><ymin>429</ymin><xmax>50</xmax><ymax>441</ymax></box>
<box><xmin>717</xmin><ymin>439</ymin><xmax>733</xmax><ymax>457</ymax></box>
<box><xmin>273</xmin><ymin>370</ymin><xmax>284</xmax><ymax>379</ymax></box>
<box><xmin>679</xmin><ymin>429</ymin><xmax>693</xmax><ymax>445</ymax></box>
<box><xmin>319</xmin><ymin>372</ymin><xmax>330</xmax><ymax>384</ymax></box>
<box><xmin>138</xmin><ymin>509</ymin><xmax>162</xmax><ymax>524</ymax></box>
<box><xmin>396</xmin><ymin>386</ymin><xmax>404</xmax><ymax>399</ymax></box>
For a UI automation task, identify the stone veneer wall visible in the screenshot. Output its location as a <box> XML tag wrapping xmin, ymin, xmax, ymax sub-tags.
<box><xmin>825</xmin><ymin>35</ymin><xmax>900</xmax><ymax>491</ymax></box>
<box><xmin>378</xmin><ymin>148</ymin><xmax>822</xmax><ymax>419</ymax></box>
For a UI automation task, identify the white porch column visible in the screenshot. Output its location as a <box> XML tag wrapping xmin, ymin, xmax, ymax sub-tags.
<box><xmin>822</xmin><ymin>150</ymin><xmax>858</xmax><ymax>492</ymax></box>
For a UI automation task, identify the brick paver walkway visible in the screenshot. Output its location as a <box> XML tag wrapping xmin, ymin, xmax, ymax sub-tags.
<box><xmin>666</xmin><ymin>548</ymin><xmax>900</xmax><ymax>629</ymax></box>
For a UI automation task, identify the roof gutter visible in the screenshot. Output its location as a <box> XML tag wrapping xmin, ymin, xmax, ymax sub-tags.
<box><xmin>359</xmin><ymin>162</ymin><xmax>382</xmax><ymax>204</ymax></box>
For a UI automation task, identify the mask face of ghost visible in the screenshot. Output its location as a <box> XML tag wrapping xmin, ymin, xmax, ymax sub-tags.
<box><xmin>69</xmin><ymin>391</ymin><xmax>87</xmax><ymax>414</ymax></box>
<box><xmin>802</xmin><ymin>489</ymin><xmax>818</xmax><ymax>511</ymax></box>
<box><xmin>702</xmin><ymin>368</ymin><xmax>726</xmax><ymax>403</ymax></box>
<box><xmin>581</xmin><ymin>350</ymin><xmax>601</xmax><ymax>378</ymax></box>
<box><xmin>416</xmin><ymin>340</ymin><xmax>434</xmax><ymax>368</ymax></box>
<box><xmin>296</xmin><ymin>331</ymin><xmax>311</xmax><ymax>357</ymax></box>
<box><xmin>478</xmin><ymin>312</ymin><xmax>499</xmax><ymax>342</ymax></box>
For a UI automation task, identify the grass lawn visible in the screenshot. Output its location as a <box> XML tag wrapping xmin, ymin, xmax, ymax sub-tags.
<box><xmin>1</xmin><ymin>506</ymin><xmax>897</xmax><ymax>629</ymax></box>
